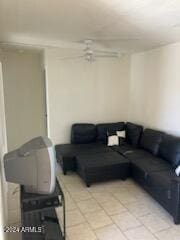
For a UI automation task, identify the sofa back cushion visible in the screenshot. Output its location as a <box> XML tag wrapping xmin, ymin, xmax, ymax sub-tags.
<box><xmin>96</xmin><ymin>122</ymin><xmax>125</xmax><ymax>144</ymax></box>
<box><xmin>71</xmin><ymin>124</ymin><xmax>96</xmax><ymax>144</ymax></box>
<box><xmin>126</xmin><ymin>122</ymin><xmax>143</xmax><ymax>147</ymax></box>
<box><xmin>140</xmin><ymin>129</ymin><xmax>164</xmax><ymax>155</ymax></box>
<box><xmin>159</xmin><ymin>134</ymin><xmax>180</xmax><ymax>168</ymax></box>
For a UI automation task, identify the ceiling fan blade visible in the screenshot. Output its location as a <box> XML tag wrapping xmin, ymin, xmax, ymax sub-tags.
<box><xmin>94</xmin><ymin>54</ymin><xmax>119</xmax><ymax>58</ymax></box>
<box><xmin>93</xmin><ymin>49</ymin><xmax>118</xmax><ymax>55</ymax></box>
<box><xmin>74</xmin><ymin>39</ymin><xmax>93</xmax><ymax>44</ymax></box>
<box><xmin>58</xmin><ymin>55</ymin><xmax>84</xmax><ymax>60</ymax></box>
<box><xmin>86</xmin><ymin>37</ymin><xmax>141</xmax><ymax>42</ymax></box>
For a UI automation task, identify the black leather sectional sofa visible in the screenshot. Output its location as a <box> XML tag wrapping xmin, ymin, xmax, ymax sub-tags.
<box><xmin>55</xmin><ymin>122</ymin><xmax>180</xmax><ymax>224</ymax></box>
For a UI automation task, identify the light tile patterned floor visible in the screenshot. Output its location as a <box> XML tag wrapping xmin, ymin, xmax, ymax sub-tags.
<box><xmin>7</xmin><ymin>168</ymin><xmax>180</xmax><ymax>240</ymax></box>
<box><xmin>56</xmin><ymin>170</ymin><xmax>180</xmax><ymax>240</ymax></box>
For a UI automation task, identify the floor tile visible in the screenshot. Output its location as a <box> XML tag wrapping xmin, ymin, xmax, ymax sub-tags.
<box><xmin>92</xmin><ymin>192</ymin><xmax>116</xmax><ymax>204</ymax></box>
<box><xmin>84</xmin><ymin>210</ymin><xmax>112</xmax><ymax>229</ymax></box>
<box><xmin>120</xmin><ymin>179</ymin><xmax>135</xmax><ymax>186</ymax></box>
<box><xmin>8</xmin><ymin>209</ymin><xmax>21</xmax><ymax>224</ymax></box>
<box><xmin>126</xmin><ymin>184</ymin><xmax>150</xmax><ymax>199</ymax></box>
<box><xmin>139</xmin><ymin>213</ymin><xmax>170</xmax><ymax>233</ymax></box>
<box><xmin>95</xmin><ymin>224</ymin><xmax>127</xmax><ymax>240</ymax></box>
<box><xmin>77</xmin><ymin>198</ymin><xmax>102</xmax><ymax>214</ymax></box>
<box><xmin>65</xmin><ymin>182</ymin><xmax>85</xmax><ymax>192</ymax></box>
<box><xmin>55</xmin><ymin>206</ymin><xmax>64</xmax><ymax>224</ymax></box>
<box><xmin>64</xmin><ymin>192</ymin><xmax>77</xmax><ymax>211</ymax></box>
<box><xmin>124</xmin><ymin>226</ymin><xmax>157</xmax><ymax>240</ymax></box>
<box><xmin>105</xmin><ymin>187</ymin><xmax>128</xmax><ymax>194</ymax></box>
<box><xmin>70</xmin><ymin>190</ymin><xmax>92</xmax><ymax>202</ymax></box>
<box><xmin>124</xmin><ymin>201</ymin><xmax>155</xmax><ymax>217</ymax></box>
<box><xmin>58</xmin><ymin>182</ymin><xmax>68</xmax><ymax>193</ymax></box>
<box><xmin>100</xmin><ymin>199</ymin><xmax>127</xmax><ymax>216</ymax></box>
<box><xmin>155</xmin><ymin>227</ymin><xmax>180</xmax><ymax>240</ymax></box>
<box><xmin>103</xmin><ymin>180</ymin><xmax>126</xmax><ymax>191</ymax></box>
<box><xmin>65</xmin><ymin>209</ymin><xmax>85</xmax><ymax>227</ymax></box>
<box><xmin>8</xmin><ymin>183</ymin><xmax>20</xmax><ymax>196</ymax></box>
<box><xmin>67</xmin><ymin>223</ymin><xmax>97</xmax><ymax>240</ymax></box>
<box><xmin>150</xmin><ymin>204</ymin><xmax>173</xmax><ymax>225</ymax></box>
<box><xmin>111</xmin><ymin>212</ymin><xmax>141</xmax><ymax>231</ymax></box>
<box><xmin>59</xmin><ymin>172</ymin><xmax>82</xmax><ymax>184</ymax></box>
<box><xmin>8</xmin><ymin>196</ymin><xmax>20</xmax><ymax>211</ymax></box>
<box><xmin>103</xmin><ymin>180</ymin><xmax>129</xmax><ymax>194</ymax></box>
<box><xmin>113</xmin><ymin>191</ymin><xmax>137</xmax><ymax>204</ymax></box>
<box><xmin>170</xmin><ymin>225</ymin><xmax>180</xmax><ymax>232</ymax></box>
<box><xmin>101</xmin><ymin>179</ymin><xmax>123</xmax><ymax>187</ymax></box>
<box><xmin>6</xmin><ymin>222</ymin><xmax>22</xmax><ymax>240</ymax></box>
<box><xmin>87</xmin><ymin>184</ymin><xmax>106</xmax><ymax>193</ymax></box>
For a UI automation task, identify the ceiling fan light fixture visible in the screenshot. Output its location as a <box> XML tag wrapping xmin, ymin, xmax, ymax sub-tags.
<box><xmin>85</xmin><ymin>54</ymin><xmax>95</xmax><ymax>62</ymax></box>
<box><xmin>84</xmin><ymin>49</ymin><xmax>93</xmax><ymax>54</ymax></box>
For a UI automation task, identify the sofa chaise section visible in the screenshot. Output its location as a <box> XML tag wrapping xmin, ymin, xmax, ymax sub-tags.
<box><xmin>125</xmin><ymin>129</ymin><xmax>180</xmax><ymax>224</ymax></box>
<box><xmin>55</xmin><ymin>123</ymin><xmax>114</xmax><ymax>174</ymax></box>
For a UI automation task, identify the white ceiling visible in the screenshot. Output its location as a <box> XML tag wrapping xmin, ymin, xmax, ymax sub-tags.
<box><xmin>1</xmin><ymin>0</ymin><xmax>180</xmax><ymax>52</ymax></box>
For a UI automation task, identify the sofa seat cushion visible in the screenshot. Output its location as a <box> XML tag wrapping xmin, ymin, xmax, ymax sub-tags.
<box><xmin>131</xmin><ymin>156</ymin><xmax>171</xmax><ymax>174</ymax></box>
<box><xmin>139</xmin><ymin>129</ymin><xmax>164</xmax><ymax>155</ymax></box>
<box><xmin>111</xmin><ymin>143</ymin><xmax>135</xmax><ymax>155</ymax></box>
<box><xmin>159</xmin><ymin>134</ymin><xmax>180</xmax><ymax>168</ymax></box>
<box><xmin>130</xmin><ymin>154</ymin><xmax>171</xmax><ymax>186</ymax></box>
<box><xmin>96</xmin><ymin>122</ymin><xmax>125</xmax><ymax>144</ymax></box>
<box><xmin>124</xmin><ymin>149</ymin><xmax>153</xmax><ymax>161</ymax></box>
<box><xmin>71</xmin><ymin>123</ymin><xmax>96</xmax><ymax>144</ymax></box>
<box><xmin>55</xmin><ymin>143</ymin><xmax>112</xmax><ymax>159</ymax></box>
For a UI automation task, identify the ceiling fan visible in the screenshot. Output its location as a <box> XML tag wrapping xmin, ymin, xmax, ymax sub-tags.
<box><xmin>59</xmin><ymin>39</ymin><xmax>120</xmax><ymax>62</ymax></box>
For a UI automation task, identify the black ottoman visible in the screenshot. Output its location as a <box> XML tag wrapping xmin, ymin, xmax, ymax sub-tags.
<box><xmin>55</xmin><ymin>143</ymin><xmax>112</xmax><ymax>175</ymax></box>
<box><xmin>76</xmin><ymin>152</ymin><xmax>130</xmax><ymax>187</ymax></box>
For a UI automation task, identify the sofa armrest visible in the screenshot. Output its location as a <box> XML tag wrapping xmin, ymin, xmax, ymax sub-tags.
<box><xmin>171</xmin><ymin>178</ymin><xmax>180</xmax><ymax>224</ymax></box>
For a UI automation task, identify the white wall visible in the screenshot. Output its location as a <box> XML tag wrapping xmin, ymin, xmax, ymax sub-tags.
<box><xmin>0</xmin><ymin>61</ymin><xmax>8</xmax><ymax>240</ymax></box>
<box><xmin>129</xmin><ymin>42</ymin><xmax>180</xmax><ymax>136</ymax></box>
<box><xmin>2</xmin><ymin>50</ymin><xmax>47</xmax><ymax>151</ymax></box>
<box><xmin>45</xmin><ymin>49</ymin><xmax>131</xmax><ymax>144</ymax></box>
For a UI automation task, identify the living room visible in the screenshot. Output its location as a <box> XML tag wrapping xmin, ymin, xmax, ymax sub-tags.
<box><xmin>1</xmin><ymin>1</ymin><xmax>180</xmax><ymax>240</ymax></box>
